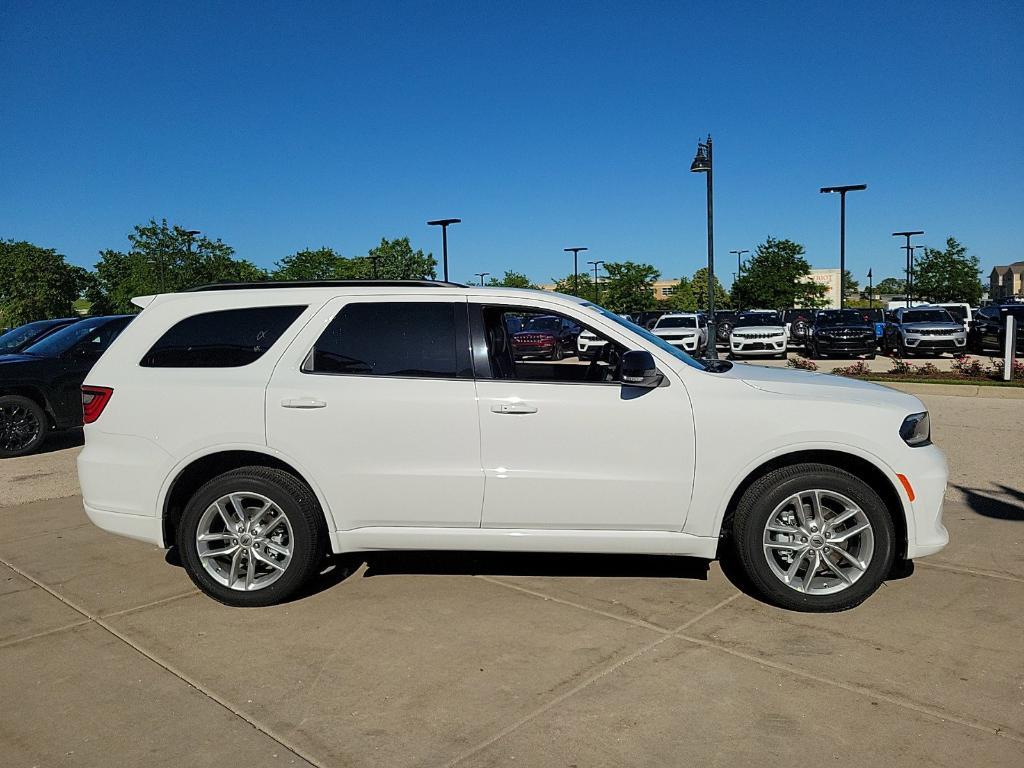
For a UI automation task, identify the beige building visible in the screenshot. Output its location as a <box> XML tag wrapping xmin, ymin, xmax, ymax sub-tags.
<box><xmin>539</xmin><ymin>279</ymin><xmax>680</xmax><ymax>300</ymax></box>
<box><xmin>798</xmin><ymin>268</ymin><xmax>841</xmax><ymax>309</ymax></box>
<box><xmin>990</xmin><ymin>262</ymin><xmax>1023</xmax><ymax>300</ymax></box>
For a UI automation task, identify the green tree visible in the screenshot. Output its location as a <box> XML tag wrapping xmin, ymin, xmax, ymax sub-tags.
<box><xmin>913</xmin><ymin>237</ymin><xmax>982</xmax><ymax>304</ymax></box>
<box><xmin>599</xmin><ymin>261</ymin><xmax>660</xmax><ymax>314</ymax></box>
<box><xmin>663</xmin><ymin>276</ymin><xmax>697</xmax><ymax>311</ymax></box>
<box><xmin>691</xmin><ymin>267</ymin><xmax>731</xmax><ymax>311</ymax></box>
<box><xmin>551</xmin><ymin>273</ymin><xmax>591</xmax><ymax>299</ymax></box>
<box><xmin>875</xmin><ymin>277</ymin><xmax>906</xmax><ymax>295</ymax></box>
<box><xmin>0</xmin><ymin>240</ymin><xmax>89</xmax><ymax>326</ymax></box>
<box><xmin>273</xmin><ymin>247</ymin><xmax>355</xmax><ymax>280</ymax></box>
<box><xmin>486</xmin><ymin>270</ymin><xmax>537</xmax><ymax>289</ymax></box>
<box><xmin>731</xmin><ymin>237</ymin><xmax>826</xmax><ymax>309</ymax></box>
<box><xmin>843</xmin><ymin>269</ymin><xmax>860</xmax><ymax>296</ymax></box>
<box><xmin>89</xmin><ymin>219</ymin><xmax>266</xmax><ymax>313</ymax></box>
<box><xmin>366</xmin><ymin>237</ymin><xmax>437</xmax><ymax>280</ymax></box>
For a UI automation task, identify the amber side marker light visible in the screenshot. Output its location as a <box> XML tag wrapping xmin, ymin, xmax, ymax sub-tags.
<box><xmin>896</xmin><ymin>473</ymin><xmax>916</xmax><ymax>502</ymax></box>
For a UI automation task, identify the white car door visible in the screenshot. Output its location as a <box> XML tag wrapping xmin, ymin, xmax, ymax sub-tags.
<box><xmin>471</xmin><ymin>297</ymin><xmax>696</xmax><ymax>531</ymax></box>
<box><xmin>266</xmin><ymin>295</ymin><xmax>484</xmax><ymax>529</ymax></box>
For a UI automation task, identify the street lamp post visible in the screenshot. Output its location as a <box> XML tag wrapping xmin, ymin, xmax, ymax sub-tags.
<box><xmin>564</xmin><ymin>247</ymin><xmax>588</xmax><ymax>295</ymax></box>
<box><xmin>690</xmin><ymin>135</ymin><xmax>717</xmax><ymax>359</ymax></box>
<box><xmin>820</xmin><ymin>185</ymin><xmax>867</xmax><ymax>309</ymax></box>
<box><xmin>867</xmin><ymin>268</ymin><xmax>874</xmax><ymax>309</ymax></box>
<box><xmin>729</xmin><ymin>249</ymin><xmax>748</xmax><ymax>310</ymax></box>
<box><xmin>587</xmin><ymin>259</ymin><xmax>604</xmax><ymax>303</ymax></box>
<box><xmin>427</xmin><ymin>218</ymin><xmax>461</xmax><ymax>282</ymax></box>
<box><xmin>892</xmin><ymin>231</ymin><xmax>924</xmax><ymax>307</ymax></box>
<box><xmin>475</xmin><ymin>272</ymin><xmax>490</xmax><ymax>286</ymax></box>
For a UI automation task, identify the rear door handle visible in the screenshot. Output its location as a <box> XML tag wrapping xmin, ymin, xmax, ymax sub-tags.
<box><xmin>281</xmin><ymin>397</ymin><xmax>327</xmax><ymax>409</ymax></box>
<box><xmin>490</xmin><ymin>402</ymin><xmax>538</xmax><ymax>414</ymax></box>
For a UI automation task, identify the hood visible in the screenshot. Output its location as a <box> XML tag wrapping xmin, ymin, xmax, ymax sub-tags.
<box><xmin>903</xmin><ymin>322</ymin><xmax>961</xmax><ymax>332</ymax></box>
<box><xmin>725</xmin><ymin>362</ymin><xmax>921</xmax><ymax>409</ymax></box>
<box><xmin>0</xmin><ymin>353</ymin><xmax>38</xmax><ymax>365</ymax></box>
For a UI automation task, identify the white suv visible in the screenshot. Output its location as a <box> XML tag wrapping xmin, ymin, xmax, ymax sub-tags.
<box><xmin>79</xmin><ymin>281</ymin><xmax>948</xmax><ymax>612</ymax></box>
<box><xmin>729</xmin><ymin>310</ymin><xmax>788</xmax><ymax>359</ymax></box>
<box><xmin>650</xmin><ymin>313</ymin><xmax>707</xmax><ymax>355</ymax></box>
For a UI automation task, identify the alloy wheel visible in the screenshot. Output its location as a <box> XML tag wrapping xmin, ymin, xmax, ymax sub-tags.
<box><xmin>0</xmin><ymin>401</ymin><xmax>42</xmax><ymax>454</ymax></box>
<box><xmin>762</xmin><ymin>489</ymin><xmax>875</xmax><ymax>596</ymax></box>
<box><xmin>196</xmin><ymin>492</ymin><xmax>294</xmax><ymax>591</ymax></box>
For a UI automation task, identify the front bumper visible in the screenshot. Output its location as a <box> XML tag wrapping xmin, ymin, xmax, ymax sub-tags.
<box><xmin>730</xmin><ymin>337</ymin><xmax>786</xmax><ymax>355</ymax></box>
<box><xmin>904</xmin><ymin>334</ymin><xmax>966</xmax><ymax>352</ymax></box>
<box><xmin>659</xmin><ymin>335</ymin><xmax>700</xmax><ymax>352</ymax></box>
<box><xmin>900</xmin><ymin>443</ymin><xmax>950</xmax><ymax>559</ymax></box>
<box><xmin>814</xmin><ymin>336</ymin><xmax>876</xmax><ymax>355</ymax></box>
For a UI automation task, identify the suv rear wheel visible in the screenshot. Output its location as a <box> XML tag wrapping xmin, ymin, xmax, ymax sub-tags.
<box><xmin>0</xmin><ymin>395</ymin><xmax>47</xmax><ymax>458</ymax></box>
<box><xmin>731</xmin><ymin>463</ymin><xmax>895</xmax><ymax>612</ymax></box>
<box><xmin>178</xmin><ymin>466</ymin><xmax>328</xmax><ymax>607</ymax></box>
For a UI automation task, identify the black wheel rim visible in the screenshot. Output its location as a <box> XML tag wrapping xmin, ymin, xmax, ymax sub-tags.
<box><xmin>0</xmin><ymin>402</ymin><xmax>41</xmax><ymax>454</ymax></box>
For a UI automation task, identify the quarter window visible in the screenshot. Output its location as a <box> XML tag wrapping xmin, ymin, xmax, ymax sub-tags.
<box><xmin>306</xmin><ymin>301</ymin><xmax>469</xmax><ymax>378</ymax></box>
<box><xmin>141</xmin><ymin>306</ymin><xmax>306</xmax><ymax>368</ymax></box>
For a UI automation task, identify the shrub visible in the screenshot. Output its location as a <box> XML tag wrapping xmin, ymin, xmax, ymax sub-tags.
<box><xmin>888</xmin><ymin>358</ymin><xmax>913</xmax><ymax>375</ymax></box>
<box><xmin>915</xmin><ymin>362</ymin><xmax>941</xmax><ymax>377</ymax></box>
<box><xmin>991</xmin><ymin>358</ymin><xmax>1024</xmax><ymax>379</ymax></box>
<box><xmin>831</xmin><ymin>361</ymin><xmax>872</xmax><ymax>376</ymax></box>
<box><xmin>951</xmin><ymin>355</ymin><xmax>985</xmax><ymax>378</ymax></box>
<box><xmin>787</xmin><ymin>356</ymin><xmax>818</xmax><ymax>371</ymax></box>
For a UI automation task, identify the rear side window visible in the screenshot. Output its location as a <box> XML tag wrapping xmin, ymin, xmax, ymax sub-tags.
<box><xmin>305</xmin><ymin>301</ymin><xmax>469</xmax><ymax>378</ymax></box>
<box><xmin>141</xmin><ymin>306</ymin><xmax>306</xmax><ymax>368</ymax></box>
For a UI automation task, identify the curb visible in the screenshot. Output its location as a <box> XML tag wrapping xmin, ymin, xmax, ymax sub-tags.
<box><xmin>876</xmin><ymin>381</ymin><xmax>1024</xmax><ymax>399</ymax></box>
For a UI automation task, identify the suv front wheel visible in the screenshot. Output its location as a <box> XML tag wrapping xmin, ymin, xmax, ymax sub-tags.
<box><xmin>178</xmin><ymin>466</ymin><xmax>328</xmax><ymax>607</ymax></box>
<box><xmin>731</xmin><ymin>463</ymin><xmax>896</xmax><ymax>612</ymax></box>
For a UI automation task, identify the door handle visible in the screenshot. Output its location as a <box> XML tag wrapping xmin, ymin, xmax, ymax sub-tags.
<box><xmin>281</xmin><ymin>397</ymin><xmax>327</xmax><ymax>409</ymax></box>
<box><xmin>491</xmin><ymin>402</ymin><xmax>538</xmax><ymax>414</ymax></box>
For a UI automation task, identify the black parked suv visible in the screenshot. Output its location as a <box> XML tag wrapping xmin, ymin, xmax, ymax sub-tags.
<box><xmin>808</xmin><ymin>309</ymin><xmax>877</xmax><ymax>359</ymax></box>
<box><xmin>0</xmin><ymin>315</ymin><xmax>133</xmax><ymax>457</ymax></box>
<box><xmin>0</xmin><ymin>317</ymin><xmax>82</xmax><ymax>355</ymax></box>
<box><xmin>968</xmin><ymin>305</ymin><xmax>1024</xmax><ymax>354</ymax></box>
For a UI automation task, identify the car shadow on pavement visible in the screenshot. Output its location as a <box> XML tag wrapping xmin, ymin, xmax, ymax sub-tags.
<box><xmin>361</xmin><ymin>550</ymin><xmax>712</xmax><ymax>581</ymax></box>
<box><xmin>953</xmin><ymin>484</ymin><xmax>1024</xmax><ymax>521</ymax></box>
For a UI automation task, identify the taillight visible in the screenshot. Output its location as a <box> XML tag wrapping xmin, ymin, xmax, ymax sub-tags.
<box><xmin>81</xmin><ymin>386</ymin><xmax>113</xmax><ymax>424</ymax></box>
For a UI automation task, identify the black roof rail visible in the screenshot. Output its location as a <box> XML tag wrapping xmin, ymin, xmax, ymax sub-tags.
<box><xmin>185</xmin><ymin>279</ymin><xmax>467</xmax><ymax>292</ymax></box>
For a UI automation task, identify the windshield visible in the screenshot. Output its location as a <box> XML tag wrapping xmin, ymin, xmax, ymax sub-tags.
<box><xmin>0</xmin><ymin>320</ymin><xmax>58</xmax><ymax>353</ymax></box>
<box><xmin>522</xmin><ymin>316</ymin><xmax>560</xmax><ymax>332</ymax></box>
<box><xmin>940</xmin><ymin>305</ymin><xmax>967</xmax><ymax>322</ymax></box>
<box><xmin>816</xmin><ymin>310</ymin><xmax>872</xmax><ymax>327</ymax></box>
<box><xmin>782</xmin><ymin>310</ymin><xmax>814</xmax><ymax>323</ymax></box>
<box><xmin>736</xmin><ymin>313</ymin><xmax>781</xmax><ymax>327</ymax></box>
<box><xmin>655</xmin><ymin>316</ymin><xmax>697</xmax><ymax>328</ymax></box>
<box><xmin>22</xmin><ymin>318</ymin><xmax>118</xmax><ymax>357</ymax></box>
<box><xmin>586</xmin><ymin>304</ymin><xmax>706</xmax><ymax>371</ymax></box>
<box><xmin>904</xmin><ymin>309</ymin><xmax>954</xmax><ymax>323</ymax></box>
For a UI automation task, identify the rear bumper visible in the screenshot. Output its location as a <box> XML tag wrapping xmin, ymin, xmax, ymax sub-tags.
<box><xmin>84</xmin><ymin>502</ymin><xmax>165</xmax><ymax>547</ymax></box>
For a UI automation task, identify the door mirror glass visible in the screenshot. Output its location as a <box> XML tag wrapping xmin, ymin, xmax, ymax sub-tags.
<box><xmin>621</xmin><ymin>350</ymin><xmax>663</xmax><ymax>388</ymax></box>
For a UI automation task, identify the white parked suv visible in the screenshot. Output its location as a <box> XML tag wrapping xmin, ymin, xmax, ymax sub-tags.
<box><xmin>650</xmin><ymin>313</ymin><xmax>707</xmax><ymax>355</ymax></box>
<box><xmin>79</xmin><ymin>281</ymin><xmax>948</xmax><ymax>612</ymax></box>
<box><xmin>729</xmin><ymin>310</ymin><xmax>788</xmax><ymax>358</ymax></box>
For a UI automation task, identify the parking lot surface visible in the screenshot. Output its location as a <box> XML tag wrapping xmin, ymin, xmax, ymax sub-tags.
<box><xmin>1</xmin><ymin>386</ymin><xmax>1022</xmax><ymax>766</ymax></box>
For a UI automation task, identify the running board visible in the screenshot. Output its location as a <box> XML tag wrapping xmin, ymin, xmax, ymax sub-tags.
<box><xmin>331</xmin><ymin>527</ymin><xmax>719</xmax><ymax>559</ymax></box>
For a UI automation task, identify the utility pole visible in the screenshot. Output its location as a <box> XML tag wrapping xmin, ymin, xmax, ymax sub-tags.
<box><xmin>564</xmin><ymin>247</ymin><xmax>588</xmax><ymax>295</ymax></box>
<box><xmin>475</xmin><ymin>272</ymin><xmax>490</xmax><ymax>286</ymax></box>
<box><xmin>690</xmin><ymin>135</ymin><xmax>717</xmax><ymax>359</ymax></box>
<box><xmin>729</xmin><ymin>249</ymin><xmax>748</xmax><ymax>310</ymax></box>
<box><xmin>893</xmin><ymin>231</ymin><xmax>924</xmax><ymax>307</ymax></box>
<box><xmin>427</xmin><ymin>218</ymin><xmax>461</xmax><ymax>282</ymax></box>
<box><xmin>587</xmin><ymin>259</ymin><xmax>605</xmax><ymax>303</ymax></box>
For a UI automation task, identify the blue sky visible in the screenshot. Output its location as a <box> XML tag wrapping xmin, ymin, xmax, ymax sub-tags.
<box><xmin>1</xmin><ymin>0</ymin><xmax>1021</xmax><ymax>287</ymax></box>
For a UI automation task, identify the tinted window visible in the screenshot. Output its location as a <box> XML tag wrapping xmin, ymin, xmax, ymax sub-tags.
<box><xmin>655</xmin><ymin>316</ymin><xmax>697</xmax><ymax>328</ymax></box>
<box><xmin>24</xmin><ymin>317</ymin><xmax>130</xmax><ymax>358</ymax></box>
<box><xmin>736</xmin><ymin>313</ymin><xmax>781</xmax><ymax>326</ymax></box>
<box><xmin>815</xmin><ymin>310</ymin><xmax>872</xmax><ymax>327</ymax></box>
<box><xmin>0</xmin><ymin>320</ymin><xmax>65</xmax><ymax>353</ymax></box>
<box><xmin>903</xmin><ymin>309</ymin><xmax>954</xmax><ymax>323</ymax></box>
<box><xmin>307</xmin><ymin>302</ymin><xmax>466</xmax><ymax>378</ymax></box>
<box><xmin>141</xmin><ymin>306</ymin><xmax>305</xmax><ymax>368</ymax></box>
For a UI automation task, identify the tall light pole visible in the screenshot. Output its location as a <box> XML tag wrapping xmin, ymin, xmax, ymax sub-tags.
<box><xmin>427</xmin><ymin>218</ymin><xmax>461</xmax><ymax>282</ymax></box>
<box><xmin>475</xmin><ymin>272</ymin><xmax>490</xmax><ymax>286</ymax></box>
<box><xmin>820</xmin><ymin>184</ymin><xmax>867</xmax><ymax>309</ymax></box>
<box><xmin>690</xmin><ymin>135</ymin><xmax>717</xmax><ymax>359</ymax></box>
<box><xmin>564</xmin><ymin>247</ymin><xmax>588</xmax><ymax>295</ymax></box>
<box><xmin>893</xmin><ymin>230</ymin><xmax>924</xmax><ymax>307</ymax></box>
<box><xmin>867</xmin><ymin>268</ymin><xmax>874</xmax><ymax>309</ymax></box>
<box><xmin>729</xmin><ymin>249</ymin><xmax>748</xmax><ymax>310</ymax></box>
<box><xmin>587</xmin><ymin>259</ymin><xmax>604</xmax><ymax>303</ymax></box>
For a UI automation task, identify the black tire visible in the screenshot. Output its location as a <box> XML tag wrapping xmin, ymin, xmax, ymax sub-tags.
<box><xmin>775</xmin><ymin>351</ymin><xmax>787</xmax><ymax>360</ymax></box>
<box><xmin>896</xmin><ymin>337</ymin><xmax>909</xmax><ymax>358</ymax></box>
<box><xmin>809</xmin><ymin>343</ymin><xmax>821</xmax><ymax>360</ymax></box>
<box><xmin>550</xmin><ymin>342</ymin><xmax>564</xmax><ymax>361</ymax></box>
<box><xmin>178</xmin><ymin>466</ymin><xmax>328</xmax><ymax>607</ymax></box>
<box><xmin>730</xmin><ymin>463</ymin><xmax>896</xmax><ymax>612</ymax></box>
<box><xmin>0</xmin><ymin>394</ymin><xmax>48</xmax><ymax>458</ymax></box>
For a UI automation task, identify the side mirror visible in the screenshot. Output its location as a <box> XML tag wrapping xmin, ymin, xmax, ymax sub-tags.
<box><xmin>621</xmin><ymin>350</ymin><xmax>663</xmax><ymax>388</ymax></box>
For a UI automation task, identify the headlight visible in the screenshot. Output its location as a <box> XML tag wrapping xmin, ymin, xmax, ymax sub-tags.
<box><xmin>900</xmin><ymin>412</ymin><xmax>931</xmax><ymax>447</ymax></box>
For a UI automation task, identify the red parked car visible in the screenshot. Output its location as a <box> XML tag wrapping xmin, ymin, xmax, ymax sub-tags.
<box><xmin>510</xmin><ymin>315</ymin><xmax>581</xmax><ymax>360</ymax></box>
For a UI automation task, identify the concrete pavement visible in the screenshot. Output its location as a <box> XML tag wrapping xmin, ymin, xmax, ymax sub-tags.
<box><xmin>1</xmin><ymin>389</ymin><xmax>1022</xmax><ymax>766</ymax></box>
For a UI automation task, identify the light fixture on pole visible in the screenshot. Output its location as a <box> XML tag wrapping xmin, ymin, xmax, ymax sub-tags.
<box><xmin>475</xmin><ymin>272</ymin><xmax>490</xmax><ymax>286</ymax></box>
<box><xmin>427</xmin><ymin>218</ymin><xmax>461</xmax><ymax>282</ymax></box>
<box><xmin>587</xmin><ymin>259</ymin><xmax>605</xmax><ymax>303</ymax></box>
<box><xmin>690</xmin><ymin>135</ymin><xmax>717</xmax><ymax>359</ymax></box>
<box><xmin>564</xmin><ymin>247</ymin><xmax>588</xmax><ymax>295</ymax></box>
<box><xmin>820</xmin><ymin>184</ymin><xmax>867</xmax><ymax>309</ymax></box>
<box><xmin>867</xmin><ymin>268</ymin><xmax>874</xmax><ymax>309</ymax></box>
<box><xmin>892</xmin><ymin>231</ymin><xmax>924</xmax><ymax>307</ymax></box>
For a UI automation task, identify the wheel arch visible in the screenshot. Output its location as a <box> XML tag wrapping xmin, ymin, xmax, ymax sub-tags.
<box><xmin>161</xmin><ymin>448</ymin><xmax>337</xmax><ymax>549</ymax></box>
<box><xmin>0</xmin><ymin>385</ymin><xmax>55</xmax><ymax>425</ymax></box>
<box><xmin>717</xmin><ymin>449</ymin><xmax>909</xmax><ymax>559</ymax></box>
